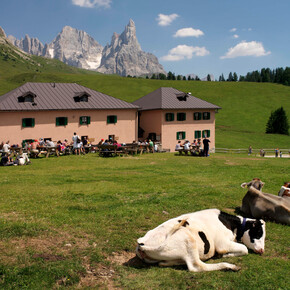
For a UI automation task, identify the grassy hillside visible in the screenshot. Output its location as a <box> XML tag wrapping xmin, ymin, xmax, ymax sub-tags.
<box><xmin>0</xmin><ymin>43</ymin><xmax>289</xmax><ymax>149</ymax></box>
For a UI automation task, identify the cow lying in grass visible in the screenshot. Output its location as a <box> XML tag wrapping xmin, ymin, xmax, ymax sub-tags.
<box><xmin>241</xmin><ymin>178</ymin><xmax>290</xmax><ymax>225</ymax></box>
<box><xmin>136</xmin><ymin>209</ymin><xmax>265</xmax><ymax>272</ymax></box>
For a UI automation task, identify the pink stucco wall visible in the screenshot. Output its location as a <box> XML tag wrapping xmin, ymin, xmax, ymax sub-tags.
<box><xmin>0</xmin><ymin>109</ymin><xmax>138</xmax><ymax>145</ymax></box>
<box><xmin>139</xmin><ymin>109</ymin><xmax>216</xmax><ymax>152</ymax></box>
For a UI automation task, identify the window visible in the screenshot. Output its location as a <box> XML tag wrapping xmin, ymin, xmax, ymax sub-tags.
<box><xmin>148</xmin><ymin>132</ymin><xmax>156</xmax><ymax>141</ymax></box>
<box><xmin>194</xmin><ymin>112</ymin><xmax>202</xmax><ymax>120</ymax></box>
<box><xmin>195</xmin><ymin>130</ymin><xmax>201</xmax><ymax>139</ymax></box>
<box><xmin>56</xmin><ymin>117</ymin><xmax>68</xmax><ymax>126</ymax></box>
<box><xmin>107</xmin><ymin>115</ymin><xmax>117</xmax><ymax>124</ymax></box>
<box><xmin>165</xmin><ymin>113</ymin><xmax>174</xmax><ymax>122</ymax></box>
<box><xmin>22</xmin><ymin>118</ymin><xmax>35</xmax><ymax>128</ymax></box>
<box><xmin>79</xmin><ymin>116</ymin><xmax>91</xmax><ymax>125</ymax></box>
<box><xmin>18</xmin><ymin>92</ymin><xmax>36</xmax><ymax>103</ymax></box>
<box><xmin>177</xmin><ymin>112</ymin><xmax>186</xmax><ymax>121</ymax></box>
<box><xmin>176</xmin><ymin>131</ymin><xmax>186</xmax><ymax>140</ymax></box>
<box><xmin>73</xmin><ymin>92</ymin><xmax>90</xmax><ymax>102</ymax></box>
<box><xmin>203</xmin><ymin>112</ymin><xmax>211</xmax><ymax>120</ymax></box>
<box><xmin>202</xmin><ymin>130</ymin><xmax>211</xmax><ymax>138</ymax></box>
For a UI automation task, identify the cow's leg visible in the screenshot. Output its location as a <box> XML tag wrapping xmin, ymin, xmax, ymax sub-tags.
<box><xmin>217</xmin><ymin>241</ymin><xmax>248</xmax><ymax>257</ymax></box>
<box><xmin>185</xmin><ymin>231</ymin><xmax>240</xmax><ymax>272</ymax></box>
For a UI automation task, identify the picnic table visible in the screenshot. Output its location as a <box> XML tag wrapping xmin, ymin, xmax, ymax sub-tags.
<box><xmin>36</xmin><ymin>146</ymin><xmax>59</xmax><ymax>158</ymax></box>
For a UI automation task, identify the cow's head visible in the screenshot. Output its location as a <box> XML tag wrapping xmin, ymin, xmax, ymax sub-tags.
<box><xmin>240</xmin><ymin>218</ymin><xmax>266</xmax><ymax>254</ymax></box>
<box><xmin>241</xmin><ymin>178</ymin><xmax>264</xmax><ymax>191</ymax></box>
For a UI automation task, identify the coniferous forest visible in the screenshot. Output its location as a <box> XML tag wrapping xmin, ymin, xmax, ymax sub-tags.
<box><xmin>140</xmin><ymin>67</ymin><xmax>290</xmax><ymax>86</ymax></box>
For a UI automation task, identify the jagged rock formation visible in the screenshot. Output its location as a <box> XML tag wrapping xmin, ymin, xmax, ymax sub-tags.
<box><xmin>97</xmin><ymin>20</ymin><xmax>166</xmax><ymax>76</ymax></box>
<box><xmin>43</xmin><ymin>26</ymin><xmax>103</xmax><ymax>70</ymax></box>
<box><xmin>8</xmin><ymin>34</ymin><xmax>44</xmax><ymax>56</ymax></box>
<box><xmin>8</xmin><ymin>20</ymin><xmax>166</xmax><ymax>76</ymax></box>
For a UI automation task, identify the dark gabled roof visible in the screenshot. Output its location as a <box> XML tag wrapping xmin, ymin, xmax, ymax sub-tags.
<box><xmin>0</xmin><ymin>82</ymin><xmax>139</xmax><ymax>111</ymax></box>
<box><xmin>132</xmin><ymin>87</ymin><xmax>221</xmax><ymax>111</ymax></box>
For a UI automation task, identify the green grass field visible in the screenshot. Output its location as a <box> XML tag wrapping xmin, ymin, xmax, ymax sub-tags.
<box><xmin>0</xmin><ymin>153</ymin><xmax>289</xmax><ymax>288</ymax></box>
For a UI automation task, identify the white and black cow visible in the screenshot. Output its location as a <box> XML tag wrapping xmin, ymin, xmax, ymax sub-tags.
<box><xmin>136</xmin><ymin>209</ymin><xmax>265</xmax><ymax>272</ymax></box>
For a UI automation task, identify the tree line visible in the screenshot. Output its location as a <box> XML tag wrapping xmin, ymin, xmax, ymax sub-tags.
<box><xmin>220</xmin><ymin>67</ymin><xmax>290</xmax><ymax>86</ymax></box>
<box><xmin>127</xmin><ymin>67</ymin><xmax>290</xmax><ymax>86</ymax></box>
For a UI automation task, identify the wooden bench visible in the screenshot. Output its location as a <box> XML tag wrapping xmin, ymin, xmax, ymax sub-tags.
<box><xmin>98</xmin><ymin>144</ymin><xmax>120</xmax><ymax>157</ymax></box>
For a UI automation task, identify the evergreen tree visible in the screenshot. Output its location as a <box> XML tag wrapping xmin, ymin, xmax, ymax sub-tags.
<box><xmin>187</xmin><ymin>75</ymin><xmax>192</xmax><ymax>81</ymax></box>
<box><xmin>233</xmin><ymin>72</ymin><xmax>238</xmax><ymax>82</ymax></box>
<box><xmin>207</xmin><ymin>74</ymin><xmax>211</xmax><ymax>81</ymax></box>
<box><xmin>266</xmin><ymin>107</ymin><xmax>289</xmax><ymax>135</ymax></box>
<box><xmin>227</xmin><ymin>72</ymin><xmax>233</xmax><ymax>81</ymax></box>
<box><xmin>183</xmin><ymin>76</ymin><xmax>186</xmax><ymax>81</ymax></box>
<box><xmin>151</xmin><ymin>74</ymin><xmax>156</xmax><ymax>80</ymax></box>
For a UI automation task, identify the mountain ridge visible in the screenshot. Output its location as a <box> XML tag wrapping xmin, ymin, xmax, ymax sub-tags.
<box><xmin>7</xmin><ymin>20</ymin><xmax>166</xmax><ymax>77</ymax></box>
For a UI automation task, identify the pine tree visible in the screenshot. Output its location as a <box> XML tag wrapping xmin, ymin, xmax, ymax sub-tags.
<box><xmin>227</xmin><ymin>72</ymin><xmax>233</xmax><ymax>81</ymax></box>
<box><xmin>207</xmin><ymin>74</ymin><xmax>211</xmax><ymax>81</ymax></box>
<box><xmin>266</xmin><ymin>107</ymin><xmax>289</xmax><ymax>135</ymax></box>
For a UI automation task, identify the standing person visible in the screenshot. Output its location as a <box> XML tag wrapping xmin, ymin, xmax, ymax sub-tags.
<box><xmin>149</xmin><ymin>139</ymin><xmax>154</xmax><ymax>153</ymax></box>
<box><xmin>248</xmin><ymin>145</ymin><xmax>252</xmax><ymax>155</ymax></box>
<box><xmin>72</xmin><ymin>132</ymin><xmax>81</xmax><ymax>155</ymax></box>
<box><xmin>275</xmin><ymin>148</ymin><xmax>279</xmax><ymax>158</ymax></box>
<box><xmin>203</xmin><ymin>137</ymin><xmax>210</xmax><ymax>157</ymax></box>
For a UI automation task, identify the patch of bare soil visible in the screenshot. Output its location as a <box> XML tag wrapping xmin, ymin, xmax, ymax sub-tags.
<box><xmin>77</xmin><ymin>256</ymin><xmax>117</xmax><ymax>289</ymax></box>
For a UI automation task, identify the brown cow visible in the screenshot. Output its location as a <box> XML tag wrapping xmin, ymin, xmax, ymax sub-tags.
<box><xmin>241</xmin><ymin>179</ymin><xmax>290</xmax><ymax>225</ymax></box>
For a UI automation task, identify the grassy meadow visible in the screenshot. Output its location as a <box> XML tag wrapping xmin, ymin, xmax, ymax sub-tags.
<box><xmin>0</xmin><ymin>153</ymin><xmax>289</xmax><ymax>289</ymax></box>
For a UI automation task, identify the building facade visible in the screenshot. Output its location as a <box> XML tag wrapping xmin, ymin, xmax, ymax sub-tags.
<box><xmin>0</xmin><ymin>82</ymin><xmax>138</xmax><ymax>145</ymax></box>
<box><xmin>133</xmin><ymin>87</ymin><xmax>221</xmax><ymax>152</ymax></box>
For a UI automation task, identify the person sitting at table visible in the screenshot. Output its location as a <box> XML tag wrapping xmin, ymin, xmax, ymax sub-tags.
<box><xmin>39</xmin><ymin>138</ymin><xmax>45</xmax><ymax>146</ymax></box>
<box><xmin>30</xmin><ymin>139</ymin><xmax>39</xmax><ymax>157</ymax></box>
<box><xmin>175</xmin><ymin>141</ymin><xmax>182</xmax><ymax>154</ymax></box>
<box><xmin>183</xmin><ymin>140</ymin><xmax>190</xmax><ymax>155</ymax></box>
<box><xmin>56</xmin><ymin>140</ymin><xmax>65</xmax><ymax>154</ymax></box>
<box><xmin>2</xmin><ymin>141</ymin><xmax>11</xmax><ymax>153</ymax></box>
<box><xmin>46</xmin><ymin>140</ymin><xmax>55</xmax><ymax>147</ymax></box>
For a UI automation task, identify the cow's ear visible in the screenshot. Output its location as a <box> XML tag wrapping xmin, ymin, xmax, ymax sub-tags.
<box><xmin>241</xmin><ymin>182</ymin><xmax>248</xmax><ymax>188</ymax></box>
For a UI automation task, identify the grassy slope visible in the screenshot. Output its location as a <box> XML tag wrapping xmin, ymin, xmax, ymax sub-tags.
<box><xmin>0</xmin><ymin>44</ymin><xmax>289</xmax><ymax>149</ymax></box>
<box><xmin>0</xmin><ymin>153</ymin><xmax>289</xmax><ymax>288</ymax></box>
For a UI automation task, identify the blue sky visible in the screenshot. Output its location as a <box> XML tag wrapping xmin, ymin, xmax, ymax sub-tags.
<box><xmin>1</xmin><ymin>0</ymin><xmax>289</xmax><ymax>79</ymax></box>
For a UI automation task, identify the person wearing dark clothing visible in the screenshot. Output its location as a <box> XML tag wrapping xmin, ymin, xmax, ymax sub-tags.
<box><xmin>202</xmin><ymin>137</ymin><xmax>210</xmax><ymax>157</ymax></box>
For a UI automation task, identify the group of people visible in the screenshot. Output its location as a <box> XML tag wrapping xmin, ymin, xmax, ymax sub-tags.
<box><xmin>175</xmin><ymin>137</ymin><xmax>210</xmax><ymax>157</ymax></box>
<box><xmin>249</xmin><ymin>145</ymin><xmax>286</xmax><ymax>158</ymax></box>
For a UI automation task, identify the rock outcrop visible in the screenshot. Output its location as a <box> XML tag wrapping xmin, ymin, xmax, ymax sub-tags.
<box><xmin>43</xmin><ymin>26</ymin><xmax>103</xmax><ymax>70</ymax></box>
<box><xmin>97</xmin><ymin>20</ymin><xmax>166</xmax><ymax>76</ymax></box>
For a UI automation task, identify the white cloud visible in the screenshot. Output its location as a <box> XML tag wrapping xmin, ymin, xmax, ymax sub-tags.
<box><xmin>174</xmin><ymin>27</ymin><xmax>204</xmax><ymax>38</ymax></box>
<box><xmin>233</xmin><ymin>34</ymin><xmax>239</xmax><ymax>39</ymax></box>
<box><xmin>161</xmin><ymin>45</ymin><xmax>209</xmax><ymax>61</ymax></box>
<box><xmin>72</xmin><ymin>0</ymin><xmax>111</xmax><ymax>8</ymax></box>
<box><xmin>156</xmin><ymin>13</ymin><xmax>179</xmax><ymax>26</ymax></box>
<box><xmin>230</xmin><ymin>28</ymin><xmax>237</xmax><ymax>32</ymax></box>
<box><xmin>220</xmin><ymin>41</ymin><xmax>271</xmax><ymax>59</ymax></box>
